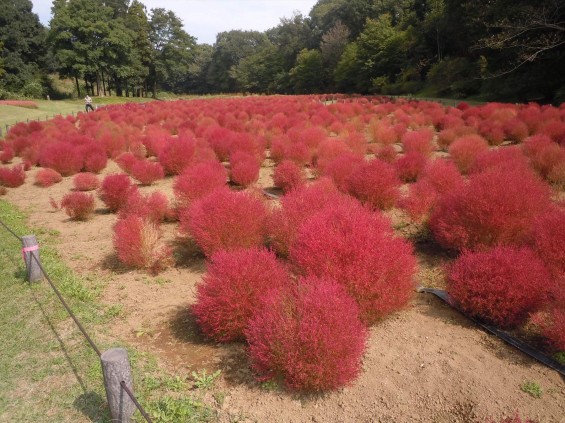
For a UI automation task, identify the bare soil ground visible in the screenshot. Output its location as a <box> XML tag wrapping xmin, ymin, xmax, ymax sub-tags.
<box><xmin>3</xmin><ymin>157</ymin><xmax>564</xmax><ymax>423</ymax></box>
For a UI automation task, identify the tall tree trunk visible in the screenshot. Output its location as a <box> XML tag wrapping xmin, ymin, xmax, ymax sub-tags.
<box><xmin>152</xmin><ymin>80</ymin><xmax>156</xmax><ymax>99</ymax></box>
<box><xmin>96</xmin><ymin>72</ymin><xmax>101</xmax><ymax>96</ymax></box>
<box><xmin>101</xmin><ymin>70</ymin><xmax>107</xmax><ymax>96</ymax></box>
<box><xmin>75</xmin><ymin>76</ymin><xmax>81</xmax><ymax>98</ymax></box>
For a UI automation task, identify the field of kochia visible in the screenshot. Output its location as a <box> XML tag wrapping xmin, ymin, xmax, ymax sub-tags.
<box><xmin>1</xmin><ymin>94</ymin><xmax>564</xmax><ymax>393</ymax></box>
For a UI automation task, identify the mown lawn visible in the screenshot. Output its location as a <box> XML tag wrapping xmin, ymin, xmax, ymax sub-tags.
<box><xmin>0</xmin><ymin>199</ymin><xmax>219</xmax><ymax>422</ymax></box>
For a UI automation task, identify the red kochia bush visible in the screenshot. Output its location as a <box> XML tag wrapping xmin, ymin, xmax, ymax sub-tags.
<box><xmin>246</xmin><ymin>276</ymin><xmax>367</xmax><ymax>392</ymax></box>
<box><xmin>39</xmin><ymin>142</ymin><xmax>83</xmax><ymax>176</ymax></box>
<box><xmin>290</xmin><ymin>200</ymin><xmax>416</xmax><ymax>325</ymax></box>
<box><xmin>60</xmin><ymin>192</ymin><xmax>95</xmax><ymax>220</ymax></box>
<box><xmin>272</xmin><ymin>160</ymin><xmax>306</xmax><ymax>193</ymax></box>
<box><xmin>448</xmin><ymin>135</ymin><xmax>489</xmax><ymax>174</ymax></box>
<box><xmin>118</xmin><ymin>190</ymin><xmax>170</xmax><ymax>223</ymax></box>
<box><xmin>181</xmin><ymin>188</ymin><xmax>268</xmax><ymax>256</ymax></box>
<box><xmin>530</xmin><ymin>209</ymin><xmax>565</xmax><ymax>282</ymax></box>
<box><xmin>158</xmin><ymin>134</ymin><xmax>196</xmax><ymax>175</ymax></box>
<box><xmin>130</xmin><ymin>160</ymin><xmax>164</xmax><ymax>185</ymax></box>
<box><xmin>395</xmin><ymin>152</ymin><xmax>428</xmax><ymax>182</ymax></box>
<box><xmin>99</xmin><ymin>173</ymin><xmax>135</xmax><ymax>212</ymax></box>
<box><xmin>0</xmin><ymin>165</ymin><xmax>26</xmax><ymax>188</ymax></box>
<box><xmin>193</xmin><ymin>248</ymin><xmax>290</xmax><ymax>342</ymax></box>
<box><xmin>229</xmin><ymin>151</ymin><xmax>260</xmax><ymax>187</ymax></box>
<box><xmin>173</xmin><ymin>161</ymin><xmax>227</xmax><ymax>206</ymax></box>
<box><xmin>321</xmin><ymin>152</ymin><xmax>364</xmax><ymax>192</ymax></box>
<box><xmin>81</xmin><ymin>144</ymin><xmax>107</xmax><ymax>173</ymax></box>
<box><xmin>429</xmin><ymin>167</ymin><xmax>551</xmax><ymax>251</ymax></box>
<box><xmin>447</xmin><ymin>246</ymin><xmax>551</xmax><ymax>328</ymax></box>
<box><xmin>536</xmin><ymin>290</ymin><xmax>565</xmax><ymax>350</ymax></box>
<box><xmin>113</xmin><ymin>215</ymin><xmax>173</xmax><ymax>274</ymax></box>
<box><xmin>73</xmin><ymin>172</ymin><xmax>100</xmax><ymax>191</ymax></box>
<box><xmin>34</xmin><ymin>168</ymin><xmax>62</xmax><ymax>187</ymax></box>
<box><xmin>268</xmin><ymin>178</ymin><xmax>344</xmax><ymax>257</ymax></box>
<box><xmin>0</xmin><ymin>145</ymin><xmax>14</xmax><ymax>163</ymax></box>
<box><xmin>347</xmin><ymin>159</ymin><xmax>401</xmax><ymax>210</ymax></box>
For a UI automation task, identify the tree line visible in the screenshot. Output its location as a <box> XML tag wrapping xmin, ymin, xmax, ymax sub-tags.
<box><xmin>1</xmin><ymin>0</ymin><xmax>563</xmax><ymax>103</ymax></box>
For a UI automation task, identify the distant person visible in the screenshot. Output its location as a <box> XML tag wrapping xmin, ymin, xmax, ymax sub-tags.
<box><xmin>85</xmin><ymin>95</ymin><xmax>94</xmax><ymax>112</ymax></box>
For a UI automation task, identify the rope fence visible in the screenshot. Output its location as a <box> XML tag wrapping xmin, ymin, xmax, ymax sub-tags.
<box><xmin>0</xmin><ymin>217</ymin><xmax>153</xmax><ymax>423</ymax></box>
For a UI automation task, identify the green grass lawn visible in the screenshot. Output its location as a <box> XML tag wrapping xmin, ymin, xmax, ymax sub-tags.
<box><xmin>0</xmin><ymin>96</ymin><xmax>156</xmax><ymax>137</ymax></box>
<box><xmin>0</xmin><ymin>200</ymin><xmax>218</xmax><ymax>422</ymax></box>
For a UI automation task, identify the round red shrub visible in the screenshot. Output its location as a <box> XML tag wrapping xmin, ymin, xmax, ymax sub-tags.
<box><xmin>34</xmin><ymin>168</ymin><xmax>62</xmax><ymax>187</ymax></box>
<box><xmin>245</xmin><ymin>276</ymin><xmax>367</xmax><ymax>392</ymax></box>
<box><xmin>401</xmin><ymin>128</ymin><xmax>435</xmax><ymax>156</ymax></box>
<box><xmin>536</xmin><ymin>290</ymin><xmax>565</xmax><ymax>350</ymax></box>
<box><xmin>268</xmin><ymin>178</ymin><xmax>344</xmax><ymax>257</ymax></box>
<box><xmin>73</xmin><ymin>172</ymin><xmax>100</xmax><ymax>191</ymax></box>
<box><xmin>39</xmin><ymin>142</ymin><xmax>83</xmax><ymax>176</ymax></box>
<box><xmin>530</xmin><ymin>209</ymin><xmax>565</xmax><ymax>282</ymax></box>
<box><xmin>321</xmin><ymin>152</ymin><xmax>364</xmax><ymax>192</ymax></box>
<box><xmin>471</xmin><ymin>147</ymin><xmax>529</xmax><ymax>174</ymax></box>
<box><xmin>81</xmin><ymin>144</ymin><xmax>107</xmax><ymax>173</ymax></box>
<box><xmin>0</xmin><ymin>145</ymin><xmax>14</xmax><ymax>163</ymax></box>
<box><xmin>60</xmin><ymin>192</ymin><xmax>95</xmax><ymax>220</ymax></box>
<box><xmin>372</xmin><ymin>144</ymin><xmax>398</xmax><ymax>163</ymax></box>
<box><xmin>99</xmin><ymin>173</ymin><xmax>135</xmax><ymax>212</ymax></box>
<box><xmin>113</xmin><ymin>215</ymin><xmax>173</xmax><ymax>274</ymax></box>
<box><xmin>395</xmin><ymin>152</ymin><xmax>428</xmax><ymax>182</ymax></box>
<box><xmin>131</xmin><ymin>160</ymin><xmax>164</xmax><ymax>185</ymax></box>
<box><xmin>114</xmin><ymin>152</ymin><xmax>138</xmax><ymax>174</ymax></box>
<box><xmin>229</xmin><ymin>151</ymin><xmax>260</xmax><ymax>187</ymax></box>
<box><xmin>180</xmin><ymin>188</ymin><xmax>268</xmax><ymax>256</ymax></box>
<box><xmin>430</xmin><ymin>167</ymin><xmax>552</xmax><ymax>251</ymax></box>
<box><xmin>347</xmin><ymin>159</ymin><xmax>401</xmax><ymax>210</ymax></box>
<box><xmin>272</xmin><ymin>160</ymin><xmax>306</xmax><ymax>193</ymax></box>
<box><xmin>193</xmin><ymin>247</ymin><xmax>290</xmax><ymax>342</ymax></box>
<box><xmin>290</xmin><ymin>200</ymin><xmax>417</xmax><ymax>324</ymax></box>
<box><xmin>447</xmin><ymin>246</ymin><xmax>552</xmax><ymax>328</ymax></box>
<box><xmin>421</xmin><ymin>159</ymin><xmax>464</xmax><ymax>193</ymax></box>
<box><xmin>173</xmin><ymin>161</ymin><xmax>227</xmax><ymax>206</ymax></box>
<box><xmin>448</xmin><ymin>135</ymin><xmax>489</xmax><ymax>174</ymax></box>
<box><xmin>158</xmin><ymin>134</ymin><xmax>196</xmax><ymax>175</ymax></box>
<box><xmin>0</xmin><ymin>165</ymin><xmax>26</xmax><ymax>188</ymax></box>
<box><xmin>522</xmin><ymin>134</ymin><xmax>565</xmax><ymax>179</ymax></box>
<box><xmin>118</xmin><ymin>190</ymin><xmax>170</xmax><ymax>223</ymax></box>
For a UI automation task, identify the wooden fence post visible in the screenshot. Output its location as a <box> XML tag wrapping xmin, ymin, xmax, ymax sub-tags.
<box><xmin>101</xmin><ymin>348</ymin><xmax>136</xmax><ymax>422</ymax></box>
<box><xmin>21</xmin><ymin>235</ymin><xmax>42</xmax><ymax>282</ymax></box>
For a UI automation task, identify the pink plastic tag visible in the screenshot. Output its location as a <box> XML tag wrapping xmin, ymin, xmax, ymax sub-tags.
<box><xmin>22</xmin><ymin>244</ymin><xmax>39</xmax><ymax>261</ymax></box>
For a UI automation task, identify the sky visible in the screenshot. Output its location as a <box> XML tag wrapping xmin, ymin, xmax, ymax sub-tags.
<box><xmin>31</xmin><ymin>0</ymin><xmax>319</xmax><ymax>45</ymax></box>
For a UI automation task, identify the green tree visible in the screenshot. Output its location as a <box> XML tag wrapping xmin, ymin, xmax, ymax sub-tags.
<box><xmin>149</xmin><ymin>8</ymin><xmax>197</xmax><ymax>96</ymax></box>
<box><xmin>206</xmin><ymin>30</ymin><xmax>270</xmax><ymax>92</ymax></box>
<box><xmin>0</xmin><ymin>0</ymin><xmax>48</xmax><ymax>97</ymax></box>
<box><xmin>289</xmin><ymin>48</ymin><xmax>325</xmax><ymax>93</ymax></box>
<box><xmin>230</xmin><ymin>43</ymin><xmax>285</xmax><ymax>93</ymax></box>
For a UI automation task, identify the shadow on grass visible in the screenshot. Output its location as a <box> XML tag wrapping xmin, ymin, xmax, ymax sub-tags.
<box><xmin>73</xmin><ymin>391</ymin><xmax>110</xmax><ymax>422</ymax></box>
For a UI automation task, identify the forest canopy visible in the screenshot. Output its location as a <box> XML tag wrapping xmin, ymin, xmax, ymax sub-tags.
<box><xmin>0</xmin><ymin>0</ymin><xmax>563</xmax><ymax>103</ymax></box>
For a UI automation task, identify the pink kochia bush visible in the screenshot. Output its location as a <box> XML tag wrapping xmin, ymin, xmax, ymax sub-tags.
<box><xmin>73</xmin><ymin>172</ymin><xmax>100</xmax><ymax>191</ymax></box>
<box><xmin>0</xmin><ymin>164</ymin><xmax>26</xmax><ymax>188</ymax></box>
<box><xmin>229</xmin><ymin>151</ymin><xmax>260</xmax><ymax>187</ymax></box>
<box><xmin>118</xmin><ymin>190</ymin><xmax>170</xmax><ymax>223</ymax></box>
<box><xmin>113</xmin><ymin>215</ymin><xmax>173</xmax><ymax>274</ymax></box>
<box><xmin>193</xmin><ymin>247</ymin><xmax>290</xmax><ymax>342</ymax></box>
<box><xmin>130</xmin><ymin>160</ymin><xmax>164</xmax><ymax>185</ymax></box>
<box><xmin>290</xmin><ymin>199</ymin><xmax>417</xmax><ymax>325</ymax></box>
<box><xmin>181</xmin><ymin>188</ymin><xmax>268</xmax><ymax>256</ymax></box>
<box><xmin>34</xmin><ymin>168</ymin><xmax>63</xmax><ymax>187</ymax></box>
<box><xmin>99</xmin><ymin>173</ymin><xmax>134</xmax><ymax>212</ymax></box>
<box><xmin>530</xmin><ymin>208</ymin><xmax>565</xmax><ymax>282</ymax></box>
<box><xmin>173</xmin><ymin>161</ymin><xmax>227</xmax><ymax>206</ymax></box>
<box><xmin>39</xmin><ymin>142</ymin><xmax>83</xmax><ymax>176</ymax></box>
<box><xmin>60</xmin><ymin>192</ymin><xmax>95</xmax><ymax>220</ymax></box>
<box><xmin>447</xmin><ymin>246</ymin><xmax>551</xmax><ymax>328</ymax></box>
<box><xmin>158</xmin><ymin>134</ymin><xmax>196</xmax><ymax>175</ymax></box>
<box><xmin>448</xmin><ymin>135</ymin><xmax>489</xmax><ymax>174</ymax></box>
<box><xmin>245</xmin><ymin>276</ymin><xmax>367</xmax><ymax>392</ymax></box>
<box><xmin>429</xmin><ymin>167</ymin><xmax>551</xmax><ymax>251</ymax></box>
<box><xmin>535</xmin><ymin>289</ymin><xmax>565</xmax><ymax>350</ymax></box>
<box><xmin>268</xmin><ymin>178</ymin><xmax>345</xmax><ymax>257</ymax></box>
<box><xmin>272</xmin><ymin>160</ymin><xmax>306</xmax><ymax>193</ymax></box>
<box><xmin>347</xmin><ymin>158</ymin><xmax>401</xmax><ymax>210</ymax></box>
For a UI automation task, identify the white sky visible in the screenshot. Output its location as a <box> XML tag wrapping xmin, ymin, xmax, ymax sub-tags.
<box><xmin>31</xmin><ymin>0</ymin><xmax>319</xmax><ymax>45</ymax></box>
